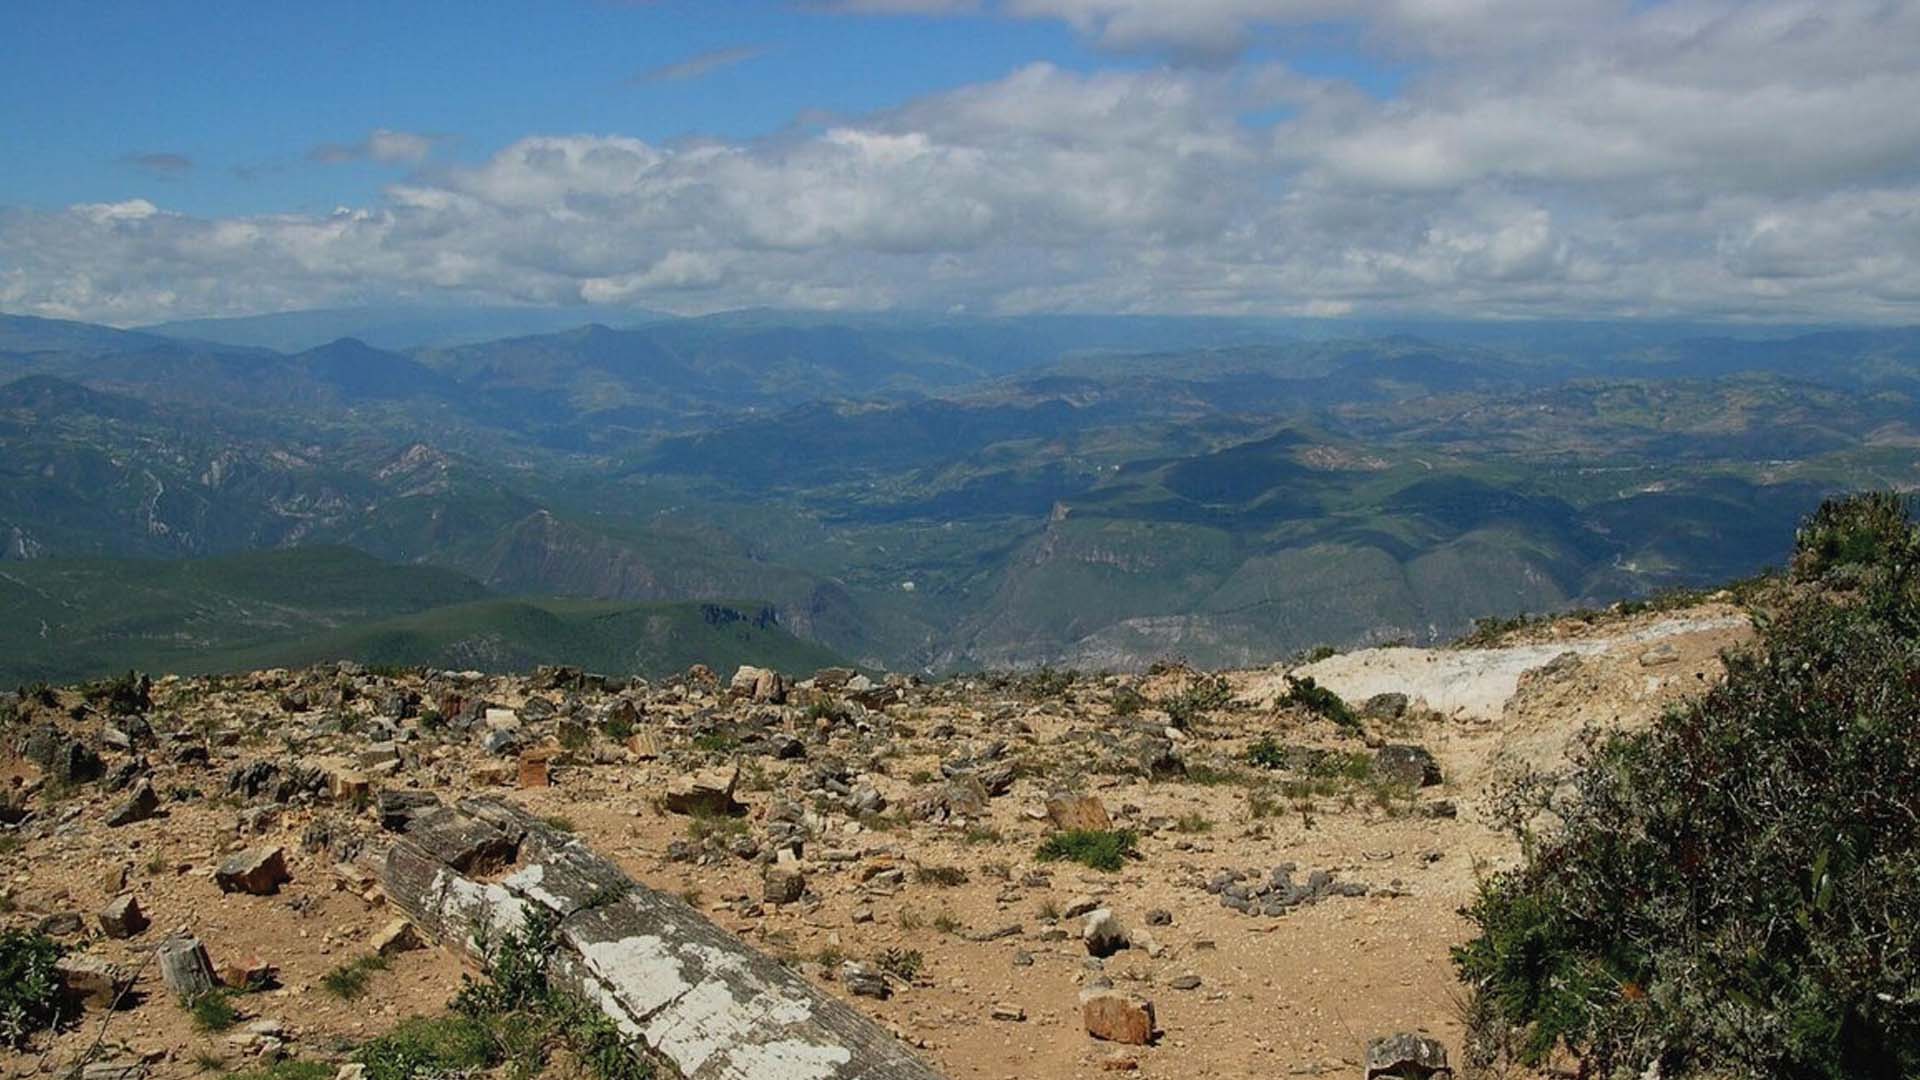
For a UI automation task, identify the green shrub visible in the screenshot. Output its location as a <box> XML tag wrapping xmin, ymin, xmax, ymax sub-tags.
<box><xmin>1159</xmin><ymin>674</ymin><xmax>1232</xmax><ymax>728</ymax></box>
<box><xmin>1792</xmin><ymin>491</ymin><xmax>1919</xmax><ymax>587</ymax></box>
<box><xmin>1035</xmin><ymin>828</ymin><xmax>1139</xmax><ymax>872</ymax></box>
<box><xmin>1279</xmin><ymin>675</ymin><xmax>1358</xmax><ymax>731</ymax></box>
<box><xmin>228</xmin><ymin>1061</ymin><xmax>336</xmax><ymax>1080</ymax></box>
<box><xmin>356</xmin><ymin>1014</ymin><xmax>493</xmax><ymax>1080</ymax></box>
<box><xmin>0</xmin><ymin>930</ymin><xmax>65</xmax><ymax>1047</ymax></box>
<box><xmin>875</xmin><ymin>947</ymin><xmax>923</xmax><ymax>980</ymax></box>
<box><xmin>1456</xmin><ymin>494</ymin><xmax>1920</xmax><ymax>1079</ymax></box>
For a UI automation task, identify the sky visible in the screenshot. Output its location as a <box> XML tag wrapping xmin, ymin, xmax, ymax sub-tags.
<box><xmin>2</xmin><ymin>0</ymin><xmax>1919</xmax><ymax>326</ymax></box>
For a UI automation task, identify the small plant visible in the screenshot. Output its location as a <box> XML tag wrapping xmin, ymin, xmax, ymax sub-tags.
<box><xmin>931</xmin><ymin>912</ymin><xmax>963</xmax><ymax>935</ymax></box>
<box><xmin>1036</xmin><ymin>898</ymin><xmax>1063</xmax><ymax>921</ymax></box>
<box><xmin>189</xmin><ymin>990</ymin><xmax>240</xmax><ymax>1032</ymax></box>
<box><xmin>962</xmin><ymin>826</ymin><xmax>1003</xmax><ymax>845</ymax></box>
<box><xmin>875</xmin><ymin>947</ymin><xmax>924</xmax><ymax>981</ymax></box>
<box><xmin>356</xmin><ymin>1014</ymin><xmax>493</xmax><ymax>1080</ymax></box>
<box><xmin>228</xmin><ymin>1061</ymin><xmax>335</xmax><ymax>1080</ymax></box>
<box><xmin>1159</xmin><ymin>674</ymin><xmax>1232</xmax><ymax>728</ymax></box>
<box><xmin>914</xmin><ymin>864</ymin><xmax>968</xmax><ymax>887</ymax></box>
<box><xmin>1109</xmin><ymin>685</ymin><xmax>1146</xmax><ymax>717</ymax></box>
<box><xmin>686</xmin><ymin>810</ymin><xmax>748</xmax><ymax>843</ymax></box>
<box><xmin>320</xmin><ymin>953</ymin><xmax>390</xmax><ymax>1001</ymax></box>
<box><xmin>896</xmin><ymin>908</ymin><xmax>924</xmax><ymax>932</ymax></box>
<box><xmin>1035</xmin><ymin>828</ymin><xmax>1139</xmax><ymax>872</ymax></box>
<box><xmin>0</xmin><ymin>930</ymin><xmax>66</xmax><ymax>1048</ymax></box>
<box><xmin>692</xmin><ymin>733</ymin><xmax>739</xmax><ymax>753</ymax></box>
<box><xmin>540</xmin><ymin>814</ymin><xmax>577</xmax><ymax>833</ymax></box>
<box><xmin>1172</xmin><ymin>812</ymin><xmax>1213</xmax><ymax>834</ymax></box>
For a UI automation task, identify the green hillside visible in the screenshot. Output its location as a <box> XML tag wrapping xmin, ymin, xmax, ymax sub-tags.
<box><xmin>0</xmin><ymin>547</ymin><xmax>844</xmax><ymax>684</ymax></box>
<box><xmin>222</xmin><ymin>597</ymin><xmax>848</xmax><ymax>678</ymax></box>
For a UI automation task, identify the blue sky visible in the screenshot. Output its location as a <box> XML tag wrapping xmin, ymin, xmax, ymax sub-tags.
<box><xmin>3</xmin><ymin>1</ymin><xmax>1918</xmax><ymax>325</ymax></box>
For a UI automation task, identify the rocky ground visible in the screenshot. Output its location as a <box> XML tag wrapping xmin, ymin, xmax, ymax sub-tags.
<box><xmin>0</xmin><ymin>601</ymin><xmax>1754</xmax><ymax>1080</ymax></box>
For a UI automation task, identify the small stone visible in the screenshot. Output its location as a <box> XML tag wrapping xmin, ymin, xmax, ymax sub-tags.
<box><xmin>990</xmin><ymin>1002</ymin><xmax>1026</xmax><ymax>1022</ymax></box>
<box><xmin>216</xmin><ymin>845</ymin><xmax>291</xmax><ymax>895</ymax></box>
<box><xmin>98</xmin><ymin>894</ymin><xmax>149</xmax><ymax>938</ymax></box>
<box><xmin>1168</xmin><ymin>974</ymin><xmax>1202</xmax><ymax>991</ymax></box>
<box><xmin>57</xmin><ymin>953</ymin><xmax>125</xmax><ymax>1008</ymax></box>
<box><xmin>841</xmin><ymin>961</ymin><xmax>890</xmax><ymax>1000</ymax></box>
<box><xmin>1080</xmin><ymin>989</ymin><xmax>1155</xmax><ymax>1045</ymax></box>
<box><xmin>370</xmin><ymin>918</ymin><xmax>422</xmax><ymax>957</ymax></box>
<box><xmin>1639</xmin><ymin>643</ymin><xmax>1682</xmax><ymax>667</ymax></box>
<box><xmin>1045</xmin><ymin>793</ymin><xmax>1112</xmax><ymax>832</ymax></box>
<box><xmin>1373</xmin><ymin>745</ymin><xmax>1443</xmax><ymax>788</ymax></box>
<box><xmin>105</xmin><ymin>778</ymin><xmax>159</xmax><ymax>827</ymax></box>
<box><xmin>1366</xmin><ymin>1033</ymin><xmax>1452</xmax><ymax>1079</ymax></box>
<box><xmin>1082</xmin><ymin>908</ymin><xmax>1130</xmax><ymax>958</ymax></box>
<box><xmin>664</xmin><ymin>765</ymin><xmax>745</xmax><ymax>816</ymax></box>
<box><xmin>763</xmin><ymin>864</ymin><xmax>806</xmax><ymax>905</ymax></box>
<box><xmin>517</xmin><ymin>752</ymin><xmax>552</xmax><ymax>789</ymax></box>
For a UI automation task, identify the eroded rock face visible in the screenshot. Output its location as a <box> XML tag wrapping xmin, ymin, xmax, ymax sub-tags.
<box><xmin>1045</xmin><ymin>793</ymin><xmax>1112</xmax><ymax>832</ymax></box>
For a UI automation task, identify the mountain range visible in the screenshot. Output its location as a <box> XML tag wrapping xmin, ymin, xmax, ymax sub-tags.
<box><xmin>4</xmin><ymin>306</ymin><xmax>1917</xmax><ymax>684</ymax></box>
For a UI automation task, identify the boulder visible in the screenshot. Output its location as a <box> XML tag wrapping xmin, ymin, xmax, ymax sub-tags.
<box><xmin>1080</xmin><ymin>989</ymin><xmax>1155</xmax><ymax>1045</ymax></box>
<box><xmin>370</xmin><ymin>918</ymin><xmax>423</xmax><ymax>957</ymax></box>
<box><xmin>1045</xmin><ymin>794</ymin><xmax>1112</xmax><ymax>832</ymax></box>
<box><xmin>56</xmin><ymin>953</ymin><xmax>125</xmax><ymax>1009</ymax></box>
<box><xmin>763</xmin><ymin>864</ymin><xmax>807</xmax><ymax>905</ymax></box>
<box><xmin>98</xmin><ymin>894</ymin><xmax>149</xmax><ymax>938</ymax></box>
<box><xmin>841</xmin><ymin>961</ymin><xmax>890</xmax><ymax>1000</ymax></box>
<box><xmin>1373</xmin><ymin>745</ymin><xmax>1443</xmax><ymax>788</ymax></box>
<box><xmin>104</xmin><ymin>778</ymin><xmax>159</xmax><ymax>827</ymax></box>
<box><xmin>664</xmin><ymin>765</ymin><xmax>745</xmax><ymax>816</ymax></box>
<box><xmin>216</xmin><ymin>845</ymin><xmax>291</xmax><ymax>895</ymax></box>
<box><xmin>1082</xmin><ymin>908</ymin><xmax>1130</xmax><ymax>958</ymax></box>
<box><xmin>156</xmin><ymin>934</ymin><xmax>218</xmax><ymax>999</ymax></box>
<box><xmin>517</xmin><ymin>752</ymin><xmax>552</xmax><ymax>789</ymax></box>
<box><xmin>1365</xmin><ymin>1033</ymin><xmax>1451</xmax><ymax>1079</ymax></box>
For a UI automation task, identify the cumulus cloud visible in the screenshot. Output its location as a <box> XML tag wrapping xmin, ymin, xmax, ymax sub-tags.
<box><xmin>632</xmin><ymin>44</ymin><xmax>764</xmax><ymax>83</ymax></box>
<box><xmin>307</xmin><ymin>128</ymin><xmax>442</xmax><ymax>166</ymax></box>
<box><xmin>5</xmin><ymin>0</ymin><xmax>1920</xmax><ymax>324</ymax></box>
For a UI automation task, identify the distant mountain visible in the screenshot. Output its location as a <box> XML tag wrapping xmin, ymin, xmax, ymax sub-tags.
<box><xmin>139</xmin><ymin>305</ymin><xmax>675</xmax><ymax>353</ymax></box>
<box><xmin>0</xmin><ymin>313</ymin><xmax>173</xmax><ymax>355</ymax></box>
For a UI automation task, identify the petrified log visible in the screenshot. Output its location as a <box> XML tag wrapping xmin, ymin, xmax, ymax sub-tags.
<box><xmin>380</xmin><ymin>796</ymin><xmax>944</xmax><ymax>1080</ymax></box>
<box><xmin>156</xmin><ymin>934</ymin><xmax>217</xmax><ymax>999</ymax></box>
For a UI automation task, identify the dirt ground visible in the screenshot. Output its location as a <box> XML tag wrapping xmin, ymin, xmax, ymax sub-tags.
<box><xmin>0</xmin><ymin>603</ymin><xmax>1756</xmax><ymax>1079</ymax></box>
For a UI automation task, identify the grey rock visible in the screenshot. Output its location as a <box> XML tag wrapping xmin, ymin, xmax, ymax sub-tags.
<box><xmin>1366</xmin><ymin>1032</ymin><xmax>1451</xmax><ymax>1079</ymax></box>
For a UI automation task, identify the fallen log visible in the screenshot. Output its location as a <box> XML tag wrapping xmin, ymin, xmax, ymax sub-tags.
<box><xmin>380</xmin><ymin>796</ymin><xmax>945</xmax><ymax>1080</ymax></box>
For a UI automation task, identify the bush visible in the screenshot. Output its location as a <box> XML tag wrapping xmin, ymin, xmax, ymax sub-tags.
<box><xmin>357</xmin><ymin>1015</ymin><xmax>493</xmax><ymax>1080</ymax></box>
<box><xmin>1035</xmin><ymin>828</ymin><xmax>1139</xmax><ymax>872</ymax></box>
<box><xmin>321</xmin><ymin>953</ymin><xmax>389</xmax><ymax>1000</ymax></box>
<box><xmin>188</xmin><ymin>990</ymin><xmax>239</xmax><ymax>1032</ymax></box>
<box><xmin>1456</xmin><ymin>494</ymin><xmax>1920</xmax><ymax>1079</ymax></box>
<box><xmin>1279</xmin><ymin>675</ymin><xmax>1358</xmax><ymax>732</ymax></box>
<box><xmin>1792</xmin><ymin>491</ymin><xmax>1919</xmax><ymax>587</ymax></box>
<box><xmin>0</xmin><ymin>930</ymin><xmax>65</xmax><ymax>1048</ymax></box>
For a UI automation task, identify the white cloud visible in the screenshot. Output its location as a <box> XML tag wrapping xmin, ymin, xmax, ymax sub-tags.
<box><xmin>308</xmin><ymin>128</ymin><xmax>441</xmax><ymax>166</ymax></box>
<box><xmin>5</xmin><ymin>2</ymin><xmax>1920</xmax><ymax>324</ymax></box>
<box><xmin>632</xmin><ymin>44</ymin><xmax>764</xmax><ymax>84</ymax></box>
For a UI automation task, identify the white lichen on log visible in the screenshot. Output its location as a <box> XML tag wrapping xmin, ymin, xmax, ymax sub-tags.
<box><xmin>380</xmin><ymin>796</ymin><xmax>945</xmax><ymax>1080</ymax></box>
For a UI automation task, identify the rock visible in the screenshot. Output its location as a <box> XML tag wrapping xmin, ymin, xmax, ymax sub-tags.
<box><xmin>1062</xmin><ymin>895</ymin><xmax>1101</xmax><ymax>919</ymax></box>
<box><xmin>841</xmin><ymin>961</ymin><xmax>890</xmax><ymax>1000</ymax></box>
<box><xmin>370</xmin><ymin>918</ymin><xmax>422</xmax><ymax>957</ymax></box>
<box><xmin>37</xmin><ymin>911</ymin><xmax>85</xmax><ymax>936</ymax></box>
<box><xmin>1082</xmin><ymin>908</ymin><xmax>1130</xmax><ymax>958</ymax></box>
<box><xmin>1144</xmin><ymin>908</ymin><xmax>1172</xmax><ymax>926</ymax></box>
<box><xmin>217</xmin><ymin>956</ymin><xmax>274</xmax><ymax>991</ymax></box>
<box><xmin>81</xmin><ymin>1063</ymin><xmax>147</xmax><ymax>1080</ymax></box>
<box><xmin>216</xmin><ymin>845</ymin><xmax>291</xmax><ymax>895</ymax></box>
<box><xmin>335</xmin><ymin>1065</ymin><xmax>367</xmax><ymax>1080</ymax></box>
<box><xmin>1366</xmin><ymin>1033</ymin><xmax>1452</xmax><ymax>1079</ymax></box>
<box><xmin>990</xmin><ymin>1003</ymin><xmax>1026</xmax><ymax>1022</ymax></box>
<box><xmin>98</xmin><ymin>894</ymin><xmax>149</xmax><ymax>938</ymax></box>
<box><xmin>763</xmin><ymin>864</ymin><xmax>807</xmax><ymax>905</ymax></box>
<box><xmin>24</xmin><ymin>727</ymin><xmax>104</xmax><ymax>784</ymax></box>
<box><xmin>1362</xmin><ymin>692</ymin><xmax>1411</xmax><ymax>720</ymax></box>
<box><xmin>1373</xmin><ymin>744</ymin><xmax>1443</xmax><ymax>788</ymax></box>
<box><xmin>105</xmin><ymin>778</ymin><xmax>160</xmax><ymax>827</ymax></box>
<box><xmin>375</xmin><ymin>789</ymin><xmax>441</xmax><ymax>831</ymax></box>
<box><xmin>1080</xmin><ymin>989</ymin><xmax>1155</xmax><ymax>1045</ymax></box>
<box><xmin>517</xmin><ymin>752</ymin><xmax>552</xmax><ymax>789</ymax></box>
<box><xmin>731</xmin><ymin>665</ymin><xmax>787</xmax><ymax>704</ymax></box>
<box><xmin>1045</xmin><ymin>793</ymin><xmax>1112</xmax><ymax>832</ymax></box>
<box><xmin>329</xmin><ymin>769</ymin><xmax>371</xmax><ymax>803</ymax></box>
<box><xmin>1640</xmin><ymin>642</ymin><xmax>1682</xmax><ymax>667</ymax></box>
<box><xmin>56</xmin><ymin>953</ymin><xmax>125</xmax><ymax>1008</ymax></box>
<box><xmin>156</xmin><ymin>934</ymin><xmax>219</xmax><ymax>999</ymax></box>
<box><xmin>626</xmin><ymin>732</ymin><xmax>662</xmax><ymax>760</ymax></box>
<box><xmin>664</xmin><ymin>765</ymin><xmax>745</xmax><ymax>816</ymax></box>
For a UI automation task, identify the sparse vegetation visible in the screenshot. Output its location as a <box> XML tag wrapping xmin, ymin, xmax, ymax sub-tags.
<box><xmin>320</xmin><ymin>953</ymin><xmax>390</xmax><ymax>1001</ymax></box>
<box><xmin>1035</xmin><ymin>828</ymin><xmax>1140</xmax><ymax>872</ymax></box>
<box><xmin>1278</xmin><ymin>675</ymin><xmax>1358</xmax><ymax>732</ymax></box>
<box><xmin>188</xmin><ymin>990</ymin><xmax>240</xmax><ymax>1032</ymax></box>
<box><xmin>914</xmin><ymin>864</ymin><xmax>969</xmax><ymax>887</ymax></box>
<box><xmin>1457</xmin><ymin>494</ymin><xmax>1920</xmax><ymax>1080</ymax></box>
<box><xmin>0</xmin><ymin>930</ymin><xmax>66</xmax><ymax>1048</ymax></box>
<box><xmin>875</xmin><ymin>947</ymin><xmax>924</xmax><ymax>981</ymax></box>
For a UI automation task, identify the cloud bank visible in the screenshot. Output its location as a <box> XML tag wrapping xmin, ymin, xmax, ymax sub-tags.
<box><xmin>5</xmin><ymin>0</ymin><xmax>1920</xmax><ymax>324</ymax></box>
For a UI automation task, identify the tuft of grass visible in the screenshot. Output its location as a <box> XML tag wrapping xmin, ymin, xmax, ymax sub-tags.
<box><xmin>1173</xmin><ymin>812</ymin><xmax>1214</xmax><ymax>834</ymax></box>
<box><xmin>356</xmin><ymin>1014</ymin><xmax>494</xmax><ymax>1080</ymax></box>
<box><xmin>962</xmin><ymin>826</ymin><xmax>1003</xmax><ymax>845</ymax></box>
<box><xmin>931</xmin><ymin>912</ymin><xmax>963</xmax><ymax>935</ymax></box>
<box><xmin>875</xmin><ymin>947</ymin><xmax>923</xmax><ymax>981</ymax></box>
<box><xmin>1035</xmin><ymin>828</ymin><xmax>1140</xmax><ymax>872</ymax></box>
<box><xmin>188</xmin><ymin>990</ymin><xmax>239</xmax><ymax>1032</ymax></box>
<box><xmin>540</xmin><ymin>814</ymin><xmax>577</xmax><ymax>833</ymax></box>
<box><xmin>320</xmin><ymin>953</ymin><xmax>390</xmax><ymax>1001</ymax></box>
<box><xmin>914</xmin><ymin>864</ymin><xmax>968</xmax><ymax>887</ymax></box>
